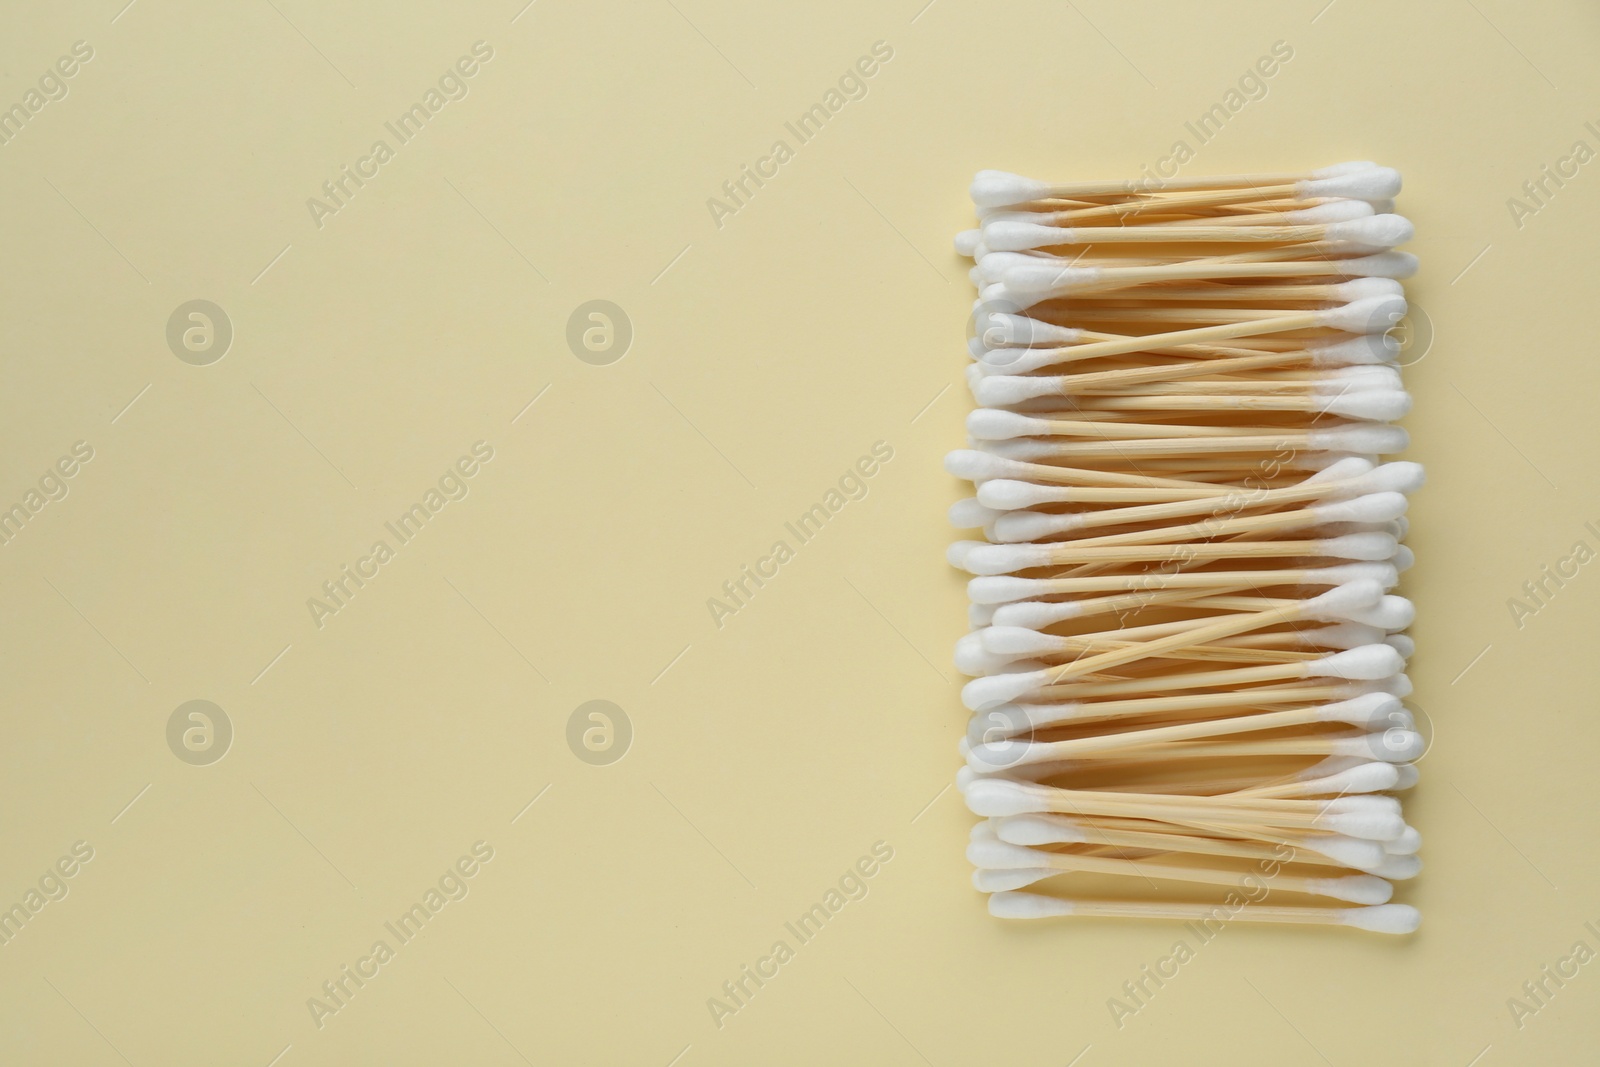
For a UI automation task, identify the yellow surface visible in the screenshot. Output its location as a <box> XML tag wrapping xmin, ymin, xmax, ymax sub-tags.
<box><xmin>0</xmin><ymin>1</ymin><xmax>1597</xmax><ymax>1064</ymax></box>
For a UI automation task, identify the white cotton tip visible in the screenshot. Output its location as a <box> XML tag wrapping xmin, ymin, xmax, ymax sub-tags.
<box><xmin>1305</xmin><ymin>456</ymin><xmax>1377</xmax><ymax>485</ymax></box>
<box><xmin>1316</xmin><ymin>295</ymin><xmax>1408</xmax><ymax>334</ymax></box>
<box><xmin>950</xmin><ymin>497</ymin><xmax>1002</xmax><ymax>528</ymax></box>
<box><xmin>988</xmin><ymin>892</ymin><xmax>1074</xmax><ymax>919</ymax></box>
<box><xmin>1324</xmin><ymin>731</ymin><xmax>1419</xmax><ymax>764</ymax></box>
<box><xmin>1324</xmin><ymin>524</ymin><xmax>1401</xmax><ymax>547</ymax></box>
<box><xmin>975</xmin><ymin>313</ymin><xmax>1080</xmax><ymax>348</ymax></box>
<box><xmin>944</xmin><ymin>449</ymin><xmax>1020</xmax><ymax>482</ymax></box>
<box><xmin>1307</xmin><ymin>644</ymin><xmax>1405</xmax><ymax>680</ymax></box>
<box><xmin>1300</xmin><ymin>166</ymin><xmax>1402</xmax><ymax>201</ymax></box>
<box><xmin>954</xmin><ymin>229</ymin><xmax>982</xmax><ymax>256</ymax></box>
<box><xmin>955</xmin><ymin>631</ymin><xmax>1014</xmax><ymax>676</ymax></box>
<box><xmin>1301</xmin><ymin>579</ymin><xmax>1385</xmax><ymax>619</ymax></box>
<box><xmin>1383</xmin><ymin>707</ymin><xmax>1416</xmax><ymax>731</ymax></box>
<box><xmin>1361</xmin><ymin>673</ymin><xmax>1413</xmax><ymax>698</ymax></box>
<box><xmin>1341</xmin><ymin>903</ymin><xmax>1420</xmax><ymax>935</ymax></box>
<box><xmin>1316</xmin><ymin>374</ymin><xmax>1403</xmax><ymax>402</ymax></box>
<box><xmin>983</xmin><ymin>220</ymin><xmax>1072</xmax><ymax>252</ymax></box>
<box><xmin>994</xmin><ymin>813</ymin><xmax>1087</xmax><ymax>846</ymax></box>
<box><xmin>1391</xmin><ymin>545</ymin><xmax>1415</xmax><ymax>572</ymax></box>
<box><xmin>980</xmin><ymin>346</ymin><xmax>1071</xmax><ymax>374</ymax></box>
<box><xmin>975</xmin><ymin>250</ymin><xmax>1046</xmax><ymax>281</ymax></box>
<box><xmin>963</xmin><ymin>543</ymin><xmax>1056</xmax><ymax>575</ymax></box>
<box><xmin>1392</xmin><ymin>516</ymin><xmax>1410</xmax><ymax>539</ymax></box>
<box><xmin>979</xmin><ymin>210</ymin><xmax>1041</xmax><ymax>225</ymax></box>
<box><xmin>1321</xmin><ymin>362</ymin><xmax>1403</xmax><ymax>386</ymax></box>
<box><xmin>1307</xmin><ymin>423</ymin><xmax>1410</xmax><ymax>455</ymax></box>
<box><xmin>998</xmin><ymin>260</ymin><xmax>1082</xmax><ymax>294</ymax></box>
<box><xmin>965</xmin><ymin>704</ymin><xmax>1031</xmax><ymax>744</ymax></box>
<box><xmin>1361</xmin><ymin>854</ymin><xmax>1422</xmax><ymax>880</ymax></box>
<box><xmin>973</xmin><ymin>375</ymin><xmax>1062</xmax><ymax>407</ymax></box>
<box><xmin>1017</xmin><ymin>704</ymin><xmax>1085</xmax><ymax>732</ymax></box>
<box><xmin>946</xmin><ymin>540</ymin><xmax>988</xmax><ymax>569</ymax></box>
<box><xmin>1391</xmin><ymin>763</ymin><xmax>1420</xmax><ymax>791</ymax></box>
<box><xmin>1374</xmin><ymin>727</ymin><xmax>1426</xmax><ymax>762</ymax></box>
<box><xmin>1322</xmin><ymin>389</ymin><xmax>1412</xmax><ymax>420</ymax></box>
<box><xmin>1324</xmin><ymin>214</ymin><xmax>1414</xmax><ymax>248</ymax></box>
<box><xmin>1344</xmin><ymin>595</ymin><xmax>1416</xmax><ymax>631</ymax></box>
<box><xmin>1330</xmin><ymin>277</ymin><xmax>1404</xmax><ymax>301</ymax></box>
<box><xmin>1313</xmin><ymin>491</ymin><xmax>1409</xmax><ymax>526</ymax></box>
<box><xmin>981</xmin><ymin>626</ymin><xmax>1064</xmax><ymax>657</ymax></box>
<box><xmin>963</xmin><ymin>777</ymin><xmax>1049</xmax><ymax>815</ymax></box>
<box><xmin>990</xmin><ymin>510</ymin><xmax>1081</xmax><ymax>543</ymax></box>
<box><xmin>1323</xmin><ymin>794</ymin><xmax>1401</xmax><ymax>816</ymax></box>
<box><xmin>991</xmin><ymin>599</ymin><xmax>1082</xmax><ymax>629</ymax></box>
<box><xmin>977</xmin><ymin>281</ymin><xmax>1008</xmax><ymax>303</ymax></box>
<box><xmin>962</xmin><ymin>670</ymin><xmax>1050</xmax><ymax>711</ymax></box>
<box><xmin>973</xmin><ymin>867</ymin><xmax>1056</xmax><ymax>892</ymax></box>
<box><xmin>1306</xmin><ymin>874</ymin><xmax>1393</xmax><ymax>905</ymax></box>
<box><xmin>967</xmin><ymin>409</ymin><xmax>1050</xmax><ymax>441</ymax></box>
<box><xmin>1307</xmin><ymin>562</ymin><xmax>1400</xmax><ymax>589</ymax></box>
<box><xmin>1349</xmin><ymin>461</ymin><xmax>1426</xmax><ymax>495</ymax></box>
<box><xmin>968</xmin><ymin>602</ymin><xmax>997</xmax><ymax>629</ymax></box>
<box><xmin>1307</xmin><ymin>333</ymin><xmax>1401</xmax><ymax>367</ymax></box>
<box><xmin>966</xmin><ymin>838</ymin><xmax>1052</xmax><ymax>870</ymax></box>
<box><xmin>1316</xmin><ymin>692</ymin><xmax>1403</xmax><ymax>728</ymax></box>
<box><xmin>1387</xmin><ymin>825</ymin><xmax>1422</xmax><ymax>854</ymax></box>
<box><xmin>972</xmin><ymin>257</ymin><xmax>1012</xmax><ymax>286</ymax></box>
<box><xmin>1299</xmin><ymin>621</ymin><xmax>1386</xmax><ymax>650</ymax></box>
<box><xmin>1301</xmin><ymin>835</ymin><xmax>1386</xmax><ymax>870</ymax></box>
<box><xmin>964</xmin><ymin>363</ymin><xmax>987</xmax><ymax>398</ymax></box>
<box><xmin>1287</xmin><ymin>200</ymin><xmax>1375</xmax><ymax>224</ymax></box>
<box><xmin>971</xmin><ymin>170</ymin><xmax>1055</xmax><ymax>209</ymax></box>
<box><xmin>977</xmin><ymin>479</ymin><xmax>1068</xmax><ymax>510</ymax></box>
<box><xmin>1293</xmin><ymin>755</ymin><xmax>1367</xmax><ymax>780</ymax></box>
<box><xmin>1319</xmin><ymin>532</ymin><xmax>1400</xmax><ymax>561</ymax></box>
<box><xmin>968</xmin><ymin>576</ymin><xmax>1050</xmax><ymax>605</ymax></box>
<box><xmin>1338</xmin><ymin>251</ymin><xmax>1420</xmax><ymax>279</ymax></box>
<box><xmin>977</xmin><ymin>438</ymin><xmax>1076</xmax><ymax>463</ymax></box>
<box><xmin>1315</xmin><ymin>807</ymin><xmax>1405</xmax><ymax>841</ymax></box>
<box><xmin>1306</xmin><ymin>762</ymin><xmax>1403</xmax><ymax>797</ymax></box>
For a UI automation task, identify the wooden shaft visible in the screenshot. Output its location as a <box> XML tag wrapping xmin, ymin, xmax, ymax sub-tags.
<box><xmin>993</xmin><ymin>568</ymin><xmax>1327</xmax><ymax>595</ymax></box>
<box><xmin>997</xmin><ymin>851</ymin><xmax>1348</xmax><ymax>898</ymax></box>
<box><xmin>1044</xmin><ymin>898</ymin><xmax>1361</xmax><ymax>927</ymax></box>
<box><xmin>1034</xmin><ymin>538</ymin><xmax>1337</xmax><ymax>565</ymax></box>
<box><xmin>1025</xmin><ymin>706</ymin><xmax>1328</xmax><ymax>759</ymax></box>
<box><xmin>1017</xmin><ymin>686</ymin><xmax>1347</xmax><ymax>726</ymax></box>
<box><xmin>1058</xmin><ymin>352</ymin><xmax>1310</xmax><ymax>392</ymax></box>
<box><xmin>1068</xmin><ymin>477</ymin><xmax>1346</xmax><ymax>530</ymax></box>
<box><xmin>1061</xmin><ymin>499</ymin><xmax>1333</xmax><ymax>548</ymax></box>
<box><xmin>1047</xmin><ymin>223</ymin><xmax>1328</xmax><ymax>245</ymax></box>
<box><xmin>1041</xmin><ymin>312</ymin><xmax>1324</xmax><ymax>361</ymax></box>
<box><xmin>1052</xmin><ymin>183</ymin><xmax>1302</xmax><ymax>221</ymax></box>
<box><xmin>1032</xmin><ymin>172</ymin><xmax>1309</xmax><ymax>198</ymax></box>
<box><xmin>1065</xmin><ymin>736</ymin><xmax>1361</xmax><ymax>760</ymax></box>
<box><xmin>1016</xmin><ymin>433</ymin><xmax>1310</xmax><ymax>460</ymax></box>
<box><xmin>1035</xmin><ymin>601</ymin><xmax>1307</xmax><ymax>681</ymax></box>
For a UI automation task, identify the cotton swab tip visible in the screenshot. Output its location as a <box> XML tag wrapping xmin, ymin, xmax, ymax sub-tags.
<box><xmin>1340</xmin><ymin>903</ymin><xmax>1420</xmax><ymax>935</ymax></box>
<box><xmin>1308</xmin><ymin>875</ymin><xmax>1394</xmax><ymax>905</ymax></box>
<box><xmin>987</xmin><ymin>892</ymin><xmax>1074</xmax><ymax>919</ymax></box>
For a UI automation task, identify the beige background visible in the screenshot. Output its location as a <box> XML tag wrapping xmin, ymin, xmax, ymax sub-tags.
<box><xmin>0</xmin><ymin>0</ymin><xmax>1597</xmax><ymax>1064</ymax></box>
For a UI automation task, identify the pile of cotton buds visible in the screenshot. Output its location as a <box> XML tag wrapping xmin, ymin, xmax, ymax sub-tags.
<box><xmin>948</xmin><ymin>163</ymin><xmax>1424</xmax><ymax>934</ymax></box>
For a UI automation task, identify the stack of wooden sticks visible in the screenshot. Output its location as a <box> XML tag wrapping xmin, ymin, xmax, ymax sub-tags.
<box><xmin>947</xmin><ymin>163</ymin><xmax>1424</xmax><ymax>935</ymax></box>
